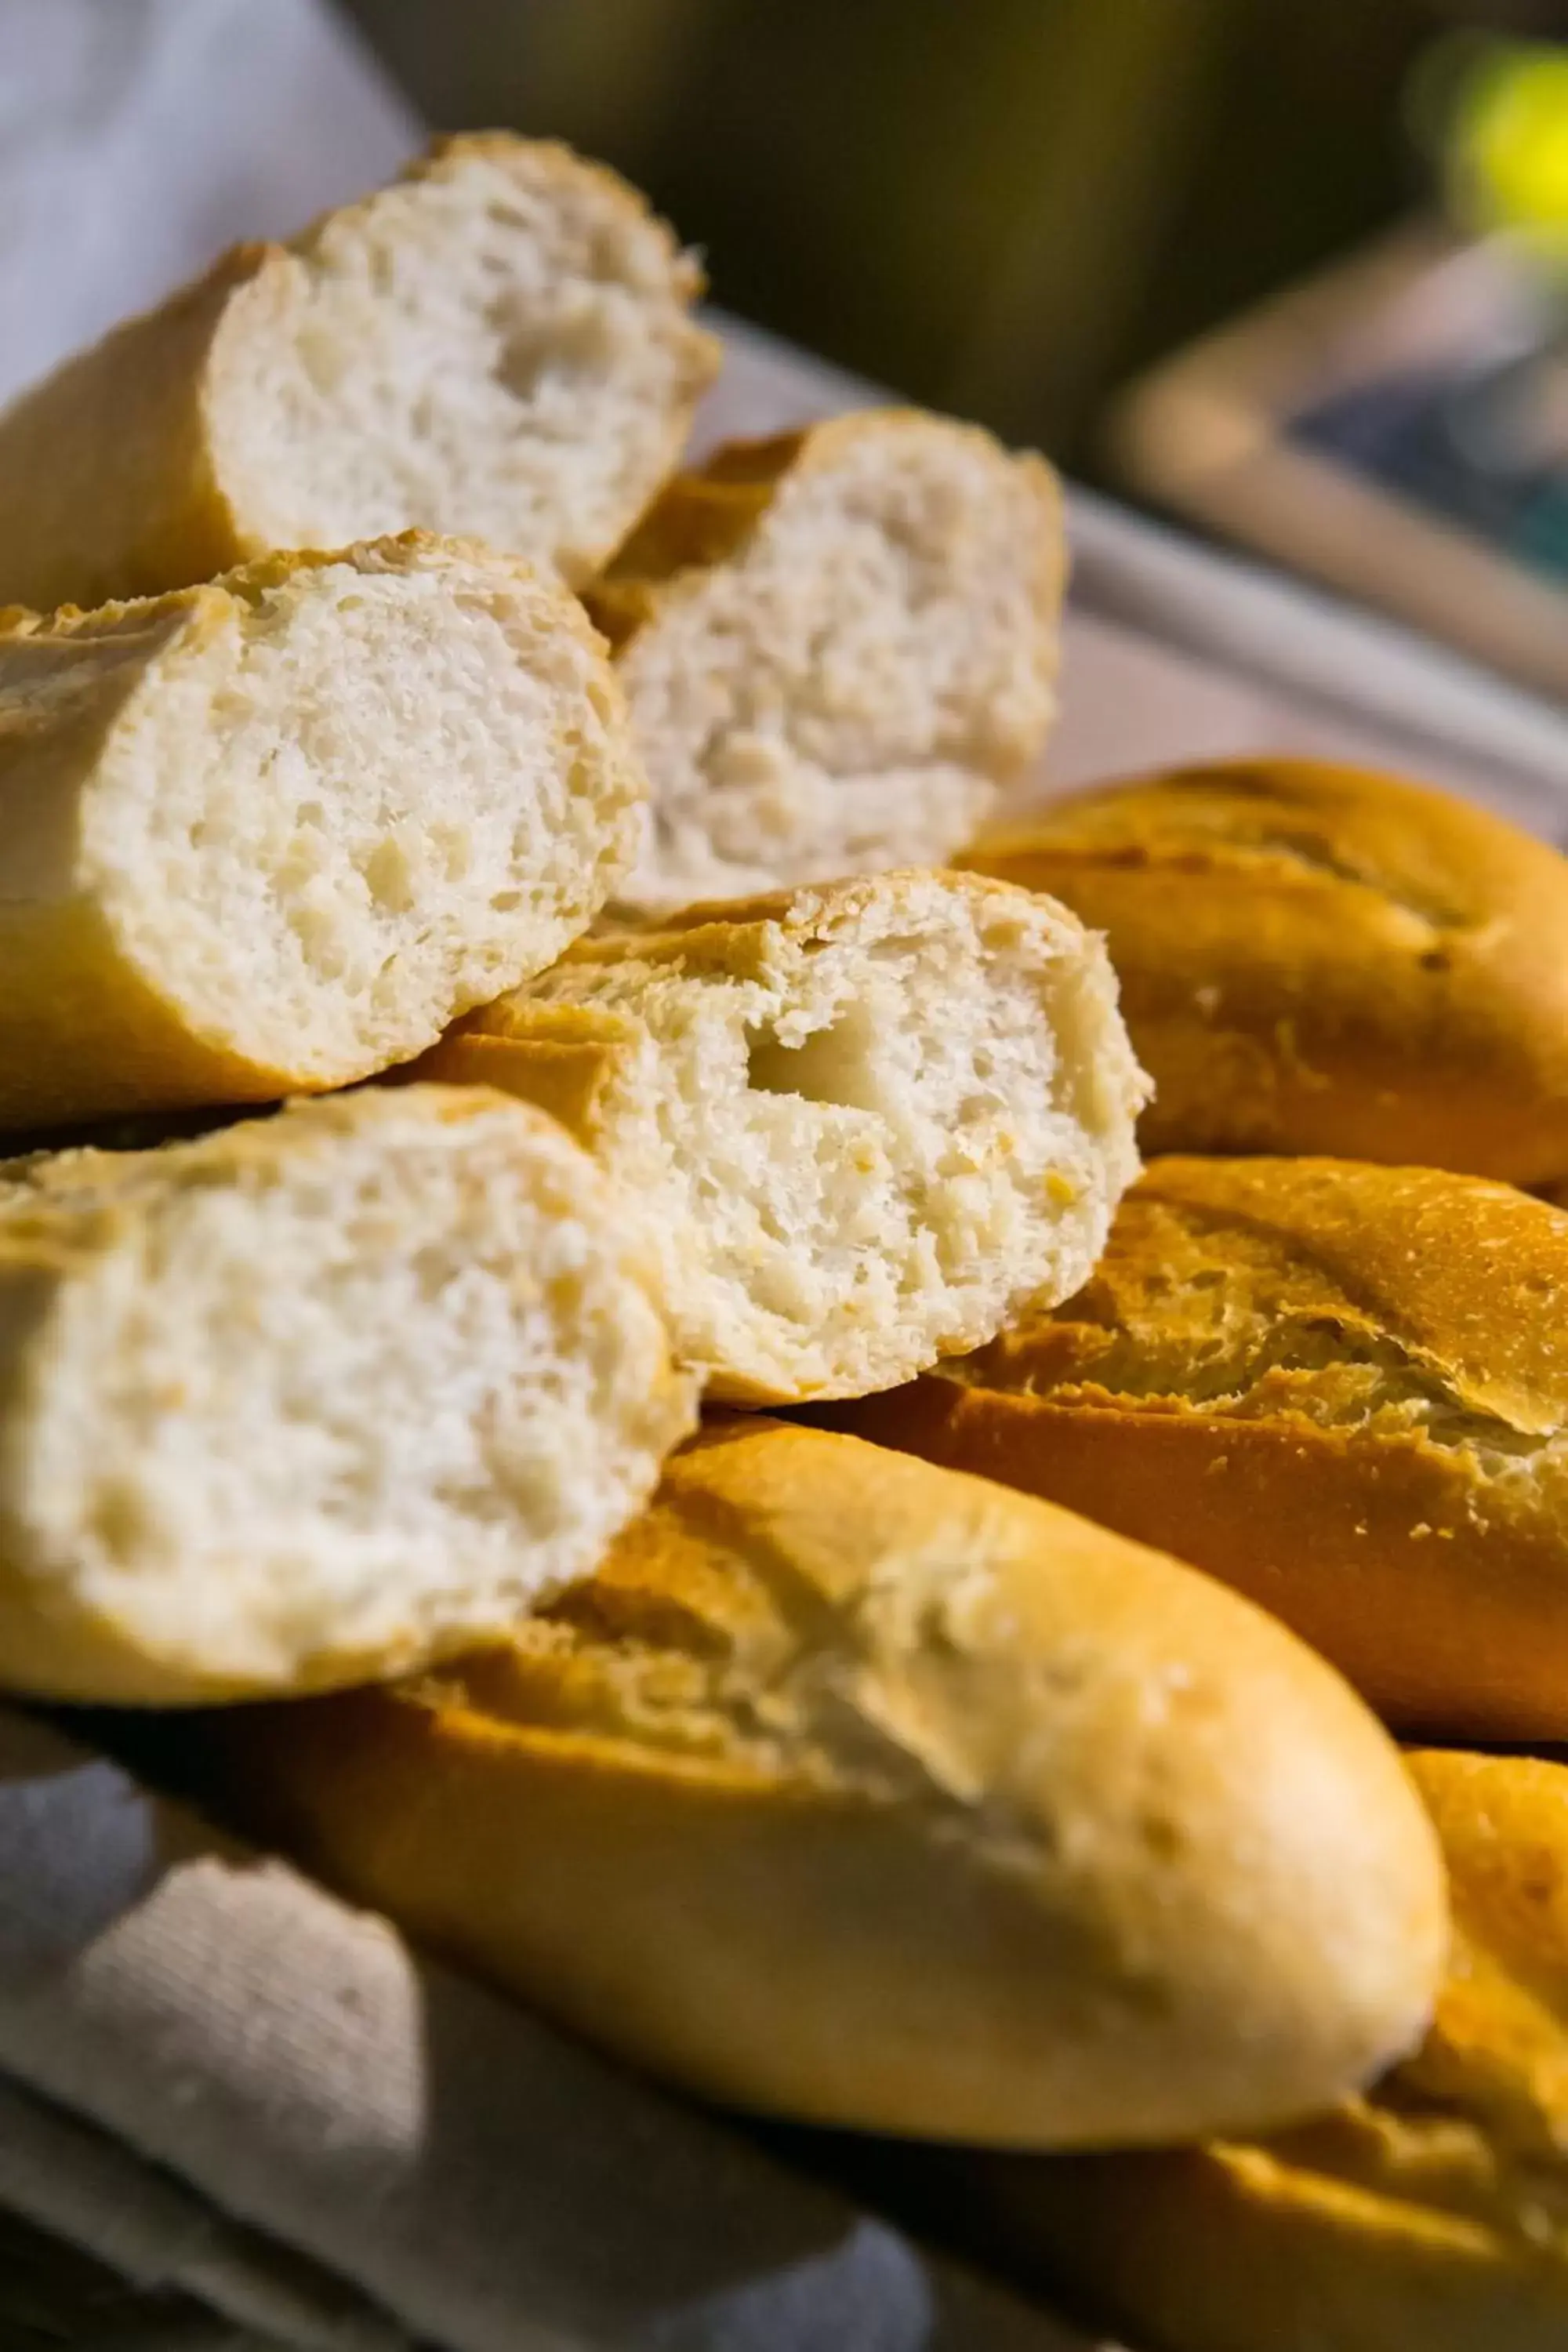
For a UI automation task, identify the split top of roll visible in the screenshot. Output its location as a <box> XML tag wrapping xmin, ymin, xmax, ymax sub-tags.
<box><xmin>587</xmin><ymin>410</ymin><xmax>1066</xmax><ymax>909</ymax></box>
<box><xmin>0</xmin><ymin>1085</ymin><xmax>697</xmax><ymax>1704</ymax></box>
<box><xmin>831</xmin><ymin>1154</ymin><xmax>1568</xmax><ymax>1739</ymax></box>
<box><xmin>419</xmin><ymin>869</ymin><xmax>1149</xmax><ymax>1403</ymax></box>
<box><xmin>0</xmin><ymin>134</ymin><xmax>721</xmax><ymax>610</ymax></box>
<box><xmin>198</xmin><ymin>1421</ymin><xmax>1446</xmax><ymax>2149</ymax></box>
<box><xmin>0</xmin><ymin>533</ymin><xmax>645</xmax><ymax>1132</ymax></box>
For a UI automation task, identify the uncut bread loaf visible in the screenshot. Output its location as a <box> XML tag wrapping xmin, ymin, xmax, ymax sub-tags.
<box><xmin>0</xmin><ymin>134</ymin><xmax>719</xmax><ymax>612</ymax></box>
<box><xmin>0</xmin><ymin>1085</ymin><xmax>695</xmax><ymax>1704</ymax></box>
<box><xmin>0</xmin><ymin>532</ymin><xmax>644</xmax><ymax>1133</ymax></box>
<box><xmin>415</xmin><ymin>870</ymin><xmax>1148</xmax><ymax>1403</ymax></box>
<box><xmin>191</xmin><ymin>1420</ymin><xmax>1446</xmax><ymax>2148</ymax></box>
<box><xmin>826</xmin><ymin>1156</ymin><xmax>1568</xmax><ymax>1739</ymax></box>
<box><xmin>957</xmin><ymin>757</ymin><xmax>1568</xmax><ymax>1185</ymax></box>
<box><xmin>960</xmin><ymin>1750</ymin><xmax>1568</xmax><ymax>2352</ymax></box>
<box><xmin>585</xmin><ymin>411</ymin><xmax>1065</xmax><ymax>908</ymax></box>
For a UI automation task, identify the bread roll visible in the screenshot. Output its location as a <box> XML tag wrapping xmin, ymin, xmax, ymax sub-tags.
<box><xmin>0</xmin><ymin>135</ymin><xmax>719</xmax><ymax>612</ymax></box>
<box><xmin>963</xmin><ymin>1749</ymin><xmax>1568</xmax><ymax>2352</ymax></box>
<box><xmin>0</xmin><ymin>1084</ymin><xmax>695</xmax><ymax>1705</ymax></box>
<box><xmin>0</xmin><ymin>532</ymin><xmax>644</xmax><ymax>1132</ymax></box>
<box><xmin>586</xmin><ymin>412</ymin><xmax>1065</xmax><ymax>908</ymax></box>
<box><xmin>416</xmin><ymin>870</ymin><xmax>1148</xmax><ymax>1403</ymax></box>
<box><xmin>956</xmin><ymin>757</ymin><xmax>1568</xmax><ymax>1185</ymax></box>
<box><xmin>190</xmin><ymin>1419</ymin><xmax>1446</xmax><ymax>2148</ymax></box>
<box><xmin>825</xmin><ymin>1155</ymin><xmax>1568</xmax><ymax>1738</ymax></box>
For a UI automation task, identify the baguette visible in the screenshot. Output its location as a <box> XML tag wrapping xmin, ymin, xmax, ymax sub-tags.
<box><xmin>961</xmin><ymin>1749</ymin><xmax>1568</xmax><ymax>2352</ymax></box>
<box><xmin>416</xmin><ymin>870</ymin><xmax>1148</xmax><ymax>1403</ymax></box>
<box><xmin>189</xmin><ymin>1419</ymin><xmax>1446</xmax><ymax>2149</ymax></box>
<box><xmin>956</xmin><ymin>757</ymin><xmax>1568</xmax><ymax>1184</ymax></box>
<box><xmin>586</xmin><ymin>412</ymin><xmax>1065</xmax><ymax>908</ymax></box>
<box><xmin>0</xmin><ymin>1085</ymin><xmax>695</xmax><ymax>1704</ymax></box>
<box><xmin>0</xmin><ymin>135</ymin><xmax>719</xmax><ymax>611</ymax></box>
<box><xmin>824</xmin><ymin>1155</ymin><xmax>1568</xmax><ymax>1738</ymax></box>
<box><xmin>0</xmin><ymin>532</ymin><xmax>643</xmax><ymax>1132</ymax></box>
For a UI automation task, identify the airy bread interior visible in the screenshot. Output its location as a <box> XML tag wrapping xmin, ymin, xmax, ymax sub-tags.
<box><xmin>209</xmin><ymin>138</ymin><xmax>720</xmax><ymax>584</ymax></box>
<box><xmin>0</xmin><ymin>1087</ymin><xmax>695</xmax><ymax>1699</ymax></box>
<box><xmin>596</xmin><ymin>414</ymin><xmax>1064</xmax><ymax>907</ymax></box>
<box><xmin>61</xmin><ymin>536</ymin><xmax>642</xmax><ymax>1083</ymax></box>
<box><xmin>483</xmin><ymin>873</ymin><xmax>1147</xmax><ymax>1401</ymax></box>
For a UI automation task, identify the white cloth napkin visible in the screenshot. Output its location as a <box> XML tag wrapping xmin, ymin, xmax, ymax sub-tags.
<box><xmin>0</xmin><ymin>0</ymin><xmax>419</xmax><ymax>408</ymax></box>
<box><xmin>0</xmin><ymin>1708</ymin><xmax>1098</xmax><ymax>2352</ymax></box>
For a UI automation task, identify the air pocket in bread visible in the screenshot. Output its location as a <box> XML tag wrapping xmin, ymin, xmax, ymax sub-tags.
<box><xmin>0</xmin><ymin>532</ymin><xmax>644</xmax><ymax>1131</ymax></box>
<box><xmin>187</xmin><ymin>1419</ymin><xmax>1445</xmax><ymax>2148</ymax></box>
<box><xmin>416</xmin><ymin>869</ymin><xmax>1148</xmax><ymax>1403</ymax></box>
<box><xmin>588</xmin><ymin>410</ymin><xmax>1065</xmax><ymax>908</ymax></box>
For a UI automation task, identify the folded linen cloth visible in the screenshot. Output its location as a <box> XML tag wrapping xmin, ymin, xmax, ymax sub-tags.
<box><xmin>0</xmin><ymin>1709</ymin><xmax>1098</xmax><ymax>2352</ymax></box>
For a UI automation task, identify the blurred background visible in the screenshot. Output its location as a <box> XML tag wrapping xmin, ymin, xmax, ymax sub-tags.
<box><xmin>336</xmin><ymin>0</ymin><xmax>1568</xmax><ymax>699</ymax></box>
<box><xmin>337</xmin><ymin>0</ymin><xmax>1561</xmax><ymax>466</ymax></box>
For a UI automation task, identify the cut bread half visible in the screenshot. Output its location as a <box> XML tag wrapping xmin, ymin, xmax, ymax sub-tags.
<box><xmin>0</xmin><ymin>133</ymin><xmax>720</xmax><ymax>611</ymax></box>
<box><xmin>0</xmin><ymin>1086</ymin><xmax>697</xmax><ymax>1704</ymax></box>
<box><xmin>586</xmin><ymin>410</ymin><xmax>1066</xmax><ymax>908</ymax></box>
<box><xmin>0</xmin><ymin>532</ymin><xmax>644</xmax><ymax>1132</ymax></box>
<box><xmin>417</xmin><ymin>870</ymin><xmax>1148</xmax><ymax>1403</ymax></box>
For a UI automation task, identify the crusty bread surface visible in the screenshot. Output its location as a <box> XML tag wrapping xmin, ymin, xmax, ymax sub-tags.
<box><xmin>957</xmin><ymin>757</ymin><xmax>1568</xmax><ymax>1185</ymax></box>
<box><xmin>0</xmin><ymin>532</ymin><xmax>644</xmax><ymax>1132</ymax></box>
<box><xmin>415</xmin><ymin>869</ymin><xmax>1149</xmax><ymax>1403</ymax></box>
<box><xmin>826</xmin><ymin>1154</ymin><xmax>1568</xmax><ymax>1738</ymax></box>
<box><xmin>189</xmin><ymin>1418</ymin><xmax>1446</xmax><ymax>2148</ymax></box>
<box><xmin>0</xmin><ymin>133</ymin><xmax>719</xmax><ymax>611</ymax></box>
<box><xmin>0</xmin><ymin>1084</ymin><xmax>695</xmax><ymax>1704</ymax></box>
<box><xmin>962</xmin><ymin>1749</ymin><xmax>1568</xmax><ymax>2352</ymax></box>
<box><xmin>587</xmin><ymin>411</ymin><xmax>1065</xmax><ymax>908</ymax></box>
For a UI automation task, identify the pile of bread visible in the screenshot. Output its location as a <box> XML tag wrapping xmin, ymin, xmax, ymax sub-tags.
<box><xmin>1</xmin><ymin>132</ymin><xmax>1566</xmax><ymax>2351</ymax></box>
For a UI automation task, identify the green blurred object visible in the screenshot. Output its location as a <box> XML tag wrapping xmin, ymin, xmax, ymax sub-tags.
<box><xmin>1415</xmin><ymin>32</ymin><xmax>1568</xmax><ymax>263</ymax></box>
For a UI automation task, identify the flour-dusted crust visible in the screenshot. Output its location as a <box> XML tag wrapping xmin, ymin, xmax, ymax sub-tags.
<box><xmin>989</xmin><ymin>1749</ymin><xmax>1568</xmax><ymax>2352</ymax></box>
<box><xmin>193</xmin><ymin>1419</ymin><xmax>1444</xmax><ymax>2147</ymax></box>
<box><xmin>832</xmin><ymin>1154</ymin><xmax>1568</xmax><ymax>1737</ymax></box>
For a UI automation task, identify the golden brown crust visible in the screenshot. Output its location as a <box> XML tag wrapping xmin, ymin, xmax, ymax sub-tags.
<box><xmin>959</xmin><ymin>1750</ymin><xmax>1568</xmax><ymax>2352</ymax></box>
<box><xmin>824</xmin><ymin>1156</ymin><xmax>1568</xmax><ymax>1738</ymax></box>
<box><xmin>0</xmin><ymin>245</ymin><xmax>263</xmax><ymax>614</ymax></box>
<box><xmin>586</xmin><ymin>431</ymin><xmax>799</xmax><ymax>648</ymax></box>
<box><xmin>957</xmin><ymin>757</ymin><xmax>1568</xmax><ymax>1185</ymax></box>
<box><xmin>189</xmin><ymin>1418</ymin><xmax>1446</xmax><ymax>2150</ymax></box>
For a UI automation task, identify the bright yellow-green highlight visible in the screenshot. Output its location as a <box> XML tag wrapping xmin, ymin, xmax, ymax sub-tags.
<box><xmin>1452</xmin><ymin>45</ymin><xmax>1568</xmax><ymax>246</ymax></box>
